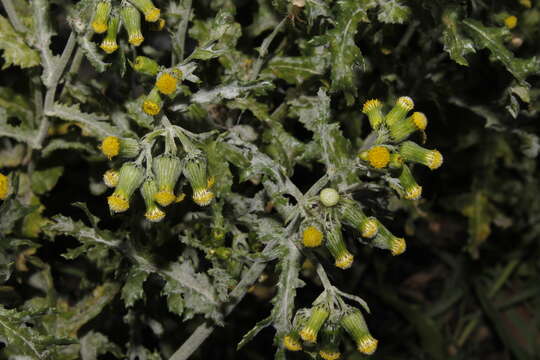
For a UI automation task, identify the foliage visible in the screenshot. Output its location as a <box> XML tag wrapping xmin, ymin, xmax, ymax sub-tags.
<box><xmin>1</xmin><ymin>0</ymin><xmax>539</xmax><ymax>359</ymax></box>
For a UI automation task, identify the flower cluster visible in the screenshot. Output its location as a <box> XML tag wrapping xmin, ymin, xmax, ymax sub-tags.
<box><xmin>90</xmin><ymin>0</ymin><xmax>164</xmax><ymax>54</ymax></box>
<box><xmin>359</xmin><ymin>96</ymin><xmax>443</xmax><ymax>201</ymax></box>
<box><xmin>99</xmin><ymin>133</ymin><xmax>214</xmax><ymax>222</ymax></box>
<box><xmin>299</xmin><ymin>187</ymin><xmax>405</xmax><ymax>271</ymax></box>
<box><xmin>132</xmin><ymin>56</ymin><xmax>185</xmax><ymax>116</ymax></box>
<box><xmin>285</xmin><ymin>299</ymin><xmax>377</xmax><ymax>359</ymax></box>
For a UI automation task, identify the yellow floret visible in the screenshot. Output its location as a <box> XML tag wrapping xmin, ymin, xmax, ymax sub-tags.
<box><xmin>155</xmin><ymin>190</ymin><xmax>176</xmax><ymax>207</ymax></box>
<box><xmin>335</xmin><ymin>253</ymin><xmax>354</xmax><ymax>269</ymax></box>
<box><xmin>145</xmin><ymin>207</ymin><xmax>165</xmax><ymax>222</ymax></box>
<box><xmin>143</xmin><ymin>100</ymin><xmax>161</xmax><ymax>115</ymax></box>
<box><xmin>357</xmin><ymin>334</ymin><xmax>378</xmax><ymax>355</ymax></box>
<box><xmin>0</xmin><ymin>173</ymin><xmax>9</xmax><ymax>200</ymax></box>
<box><xmin>144</xmin><ymin>7</ymin><xmax>161</xmax><ymax>22</ymax></box>
<box><xmin>391</xmin><ymin>238</ymin><xmax>406</xmax><ymax>256</ymax></box>
<box><xmin>319</xmin><ymin>350</ymin><xmax>341</xmax><ymax>360</ymax></box>
<box><xmin>504</xmin><ymin>15</ymin><xmax>518</xmax><ymax>29</ymax></box>
<box><xmin>299</xmin><ymin>327</ymin><xmax>317</xmax><ymax>343</ymax></box>
<box><xmin>367</xmin><ymin>146</ymin><xmax>390</xmax><ymax>169</ymax></box>
<box><xmin>108</xmin><ymin>193</ymin><xmax>129</xmax><ymax>213</ymax></box>
<box><xmin>100</xmin><ymin>39</ymin><xmax>118</xmax><ymax>54</ymax></box>
<box><xmin>404</xmin><ymin>185</ymin><xmax>422</xmax><ymax>200</ymax></box>
<box><xmin>302</xmin><ymin>226</ymin><xmax>323</xmax><ymax>247</ymax></box>
<box><xmin>103</xmin><ymin>169</ymin><xmax>119</xmax><ymax>188</ymax></box>
<box><xmin>397</xmin><ymin>96</ymin><xmax>414</xmax><ymax>111</ymax></box>
<box><xmin>427</xmin><ymin>150</ymin><xmax>443</xmax><ymax>170</ymax></box>
<box><xmin>362</xmin><ymin>99</ymin><xmax>382</xmax><ymax>114</ymax></box>
<box><xmin>361</xmin><ymin>219</ymin><xmax>378</xmax><ymax>238</ymax></box>
<box><xmin>156</xmin><ymin>73</ymin><xmax>178</xmax><ymax>95</ymax></box>
<box><xmin>129</xmin><ymin>33</ymin><xmax>144</xmax><ymax>46</ymax></box>
<box><xmin>100</xmin><ymin>136</ymin><xmax>120</xmax><ymax>159</ymax></box>
<box><xmin>92</xmin><ymin>21</ymin><xmax>108</xmax><ymax>34</ymax></box>
<box><xmin>193</xmin><ymin>188</ymin><xmax>214</xmax><ymax>206</ymax></box>
<box><xmin>411</xmin><ymin>112</ymin><xmax>427</xmax><ymax>130</ymax></box>
<box><xmin>283</xmin><ymin>335</ymin><xmax>302</xmax><ymax>351</ymax></box>
<box><xmin>207</xmin><ymin>176</ymin><xmax>215</xmax><ymax>188</ymax></box>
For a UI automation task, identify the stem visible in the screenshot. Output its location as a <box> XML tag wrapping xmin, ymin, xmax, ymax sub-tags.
<box><xmin>173</xmin><ymin>0</ymin><xmax>192</xmax><ymax>64</ymax></box>
<box><xmin>249</xmin><ymin>17</ymin><xmax>287</xmax><ymax>81</ymax></box>
<box><xmin>1</xmin><ymin>0</ymin><xmax>26</xmax><ymax>33</ymax></box>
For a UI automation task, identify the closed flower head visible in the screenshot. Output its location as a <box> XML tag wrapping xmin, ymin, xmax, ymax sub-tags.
<box><xmin>398</xmin><ymin>165</ymin><xmax>422</xmax><ymax>200</ymax></box>
<box><xmin>133</xmin><ymin>56</ymin><xmax>159</xmax><ymax>76</ymax></box>
<box><xmin>92</xmin><ymin>0</ymin><xmax>111</xmax><ymax>33</ymax></box>
<box><xmin>299</xmin><ymin>305</ymin><xmax>330</xmax><ymax>343</ymax></box>
<box><xmin>367</xmin><ymin>146</ymin><xmax>390</xmax><ymax>169</ymax></box>
<box><xmin>339</xmin><ymin>199</ymin><xmax>378</xmax><ymax>238</ymax></box>
<box><xmin>129</xmin><ymin>0</ymin><xmax>161</xmax><ymax>22</ymax></box>
<box><xmin>107</xmin><ymin>162</ymin><xmax>144</xmax><ymax>213</ymax></box>
<box><xmin>386</xmin><ymin>96</ymin><xmax>414</xmax><ymax>127</ymax></box>
<box><xmin>0</xmin><ymin>173</ymin><xmax>9</xmax><ymax>200</ymax></box>
<box><xmin>142</xmin><ymin>87</ymin><xmax>162</xmax><ymax>116</ymax></box>
<box><xmin>184</xmin><ymin>154</ymin><xmax>214</xmax><ymax>207</ymax></box>
<box><xmin>121</xmin><ymin>2</ymin><xmax>144</xmax><ymax>46</ymax></box>
<box><xmin>399</xmin><ymin>141</ymin><xmax>443</xmax><ymax>170</ymax></box>
<box><xmin>283</xmin><ymin>333</ymin><xmax>302</xmax><ymax>352</ymax></box>
<box><xmin>505</xmin><ymin>15</ymin><xmax>518</xmax><ymax>29</ymax></box>
<box><xmin>320</xmin><ymin>188</ymin><xmax>340</xmax><ymax>207</ymax></box>
<box><xmin>362</xmin><ymin>99</ymin><xmax>384</xmax><ymax>129</ymax></box>
<box><xmin>153</xmin><ymin>155</ymin><xmax>183</xmax><ymax>207</ymax></box>
<box><xmin>389</xmin><ymin>112</ymin><xmax>427</xmax><ymax>143</ymax></box>
<box><xmin>103</xmin><ymin>169</ymin><xmax>119</xmax><ymax>188</ymax></box>
<box><xmin>372</xmin><ymin>220</ymin><xmax>407</xmax><ymax>256</ymax></box>
<box><xmin>141</xmin><ymin>177</ymin><xmax>166</xmax><ymax>222</ymax></box>
<box><xmin>326</xmin><ymin>222</ymin><xmax>354</xmax><ymax>269</ymax></box>
<box><xmin>340</xmin><ymin>308</ymin><xmax>378</xmax><ymax>356</ymax></box>
<box><xmin>319</xmin><ymin>322</ymin><xmax>342</xmax><ymax>360</ymax></box>
<box><xmin>302</xmin><ymin>224</ymin><xmax>324</xmax><ymax>247</ymax></box>
<box><xmin>100</xmin><ymin>13</ymin><xmax>120</xmax><ymax>54</ymax></box>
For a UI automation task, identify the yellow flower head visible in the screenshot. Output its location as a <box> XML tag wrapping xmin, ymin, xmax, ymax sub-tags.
<box><xmin>357</xmin><ymin>334</ymin><xmax>378</xmax><ymax>355</ymax></box>
<box><xmin>155</xmin><ymin>190</ymin><xmax>176</xmax><ymax>207</ymax></box>
<box><xmin>505</xmin><ymin>15</ymin><xmax>518</xmax><ymax>29</ymax></box>
<box><xmin>362</xmin><ymin>99</ymin><xmax>382</xmax><ymax>114</ymax></box>
<box><xmin>411</xmin><ymin>112</ymin><xmax>427</xmax><ymax>130</ymax></box>
<box><xmin>302</xmin><ymin>226</ymin><xmax>323</xmax><ymax>247</ymax></box>
<box><xmin>92</xmin><ymin>21</ymin><xmax>108</xmax><ymax>34</ymax></box>
<box><xmin>299</xmin><ymin>327</ymin><xmax>317</xmax><ymax>343</ymax></box>
<box><xmin>145</xmin><ymin>7</ymin><xmax>161</xmax><ymax>22</ymax></box>
<box><xmin>129</xmin><ymin>32</ymin><xmax>144</xmax><ymax>46</ymax></box>
<box><xmin>143</xmin><ymin>99</ymin><xmax>161</xmax><ymax>116</ymax></box>
<box><xmin>397</xmin><ymin>96</ymin><xmax>414</xmax><ymax>111</ymax></box>
<box><xmin>391</xmin><ymin>237</ymin><xmax>406</xmax><ymax>256</ymax></box>
<box><xmin>193</xmin><ymin>188</ymin><xmax>214</xmax><ymax>206</ymax></box>
<box><xmin>108</xmin><ymin>193</ymin><xmax>129</xmax><ymax>213</ymax></box>
<box><xmin>0</xmin><ymin>173</ymin><xmax>9</xmax><ymax>200</ymax></box>
<box><xmin>367</xmin><ymin>146</ymin><xmax>390</xmax><ymax>169</ymax></box>
<box><xmin>427</xmin><ymin>150</ymin><xmax>443</xmax><ymax>170</ymax></box>
<box><xmin>145</xmin><ymin>206</ymin><xmax>165</xmax><ymax>222</ymax></box>
<box><xmin>156</xmin><ymin>72</ymin><xmax>178</xmax><ymax>95</ymax></box>
<box><xmin>100</xmin><ymin>39</ymin><xmax>118</xmax><ymax>54</ymax></box>
<box><xmin>404</xmin><ymin>185</ymin><xmax>422</xmax><ymax>200</ymax></box>
<box><xmin>283</xmin><ymin>335</ymin><xmax>302</xmax><ymax>351</ymax></box>
<box><xmin>361</xmin><ymin>218</ymin><xmax>378</xmax><ymax>238</ymax></box>
<box><xmin>103</xmin><ymin>169</ymin><xmax>119</xmax><ymax>188</ymax></box>
<box><xmin>100</xmin><ymin>136</ymin><xmax>120</xmax><ymax>159</ymax></box>
<box><xmin>335</xmin><ymin>253</ymin><xmax>354</xmax><ymax>269</ymax></box>
<box><xmin>319</xmin><ymin>350</ymin><xmax>341</xmax><ymax>360</ymax></box>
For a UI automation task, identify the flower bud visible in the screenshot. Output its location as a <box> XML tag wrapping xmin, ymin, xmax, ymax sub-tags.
<box><xmin>301</xmin><ymin>223</ymin><xmax>324</xmax><ymax>248</ymax></box>
<box><xmin>140</xmin><ymin>177</ymin><xmax>165</xmax><ymax>222</ymax></box>
<box><xmin>299</xmin><ymin>305</ymin><xmax>330</xmax><ymax>343</ymax></box>
<box><xmin>399</xmin><ymin>141</ymin><xmax>443</xmax><ymax>170</ymax></box>
<box><xmin>504</xmin><ymin>15</ymin><xmax>517</xmax><ymax>29</ymax></box>
<box><xmin>100</xmin><ymin>12</ymin><xmax>120</xmax><ymax>54</ymax></box>
<box><xmin>129</xmin><ymin>0</ymin><xmax>160</xmax><ymax>22</ymax></box>
<box><xmin>366</xmin><ymin>145</ymin><xmax>390</xmax><ymax>169</ymax></box>
<box><xmin>325</xmin><ymin>222</ymin><xmax>354</xmax><ymax>269</ymax></box>
<box><xmin>184</xmin><ymin>154</ymin><xmax>214</xmax><ymax>206</ymax></box>
<box><xmin>133</xmin><ymin>56</ymin><xmax>159</xmax><ymax>76</ymax></box>
<box><xmin>99</xmin><ymin>136</ymin><xmax>141</xmax><ymax>160</ymax></box>
<box><xmin>142</xmin><ymin>87</ymin><xmax>162</xmax><ymax>116</ymax></box>
<box><xmin>152</xmin><ymin>155</ymin><xmax>183</xmax><ymax>207</ymax></box>
<box><xmin>389</xmin><ymin>112</ymin><xmax>427</xmax><ymax>143</ymax></box>
<box><xmin>318</xmin><ymin>322</ymin><xmax>342</xmax><ymax>360</ymax></box>
<box><xmin>320</xmin><ymin>188</ymin><xmax>339</xmax><ymax>207</ymax></box>
<box><xmin>385</xmin><ymin>96</ymin><xmax>414</xmax><ymax>127</ymax></box>
<box><xmin>0</xmin><ymin>173</ymin><xmax>9</xmax><ymax>200</ymax></box>
<box><xmin>340</xmin><ymin>309</ymin><xmax>378</xmax><ymax>355</ymax></box>
<box><xmin>103</xmin><ymin>169</ymin><xmax>119</xmax><ymax>188</ymax></box>
<box><xmin>339</xmin><ymin>199</ymin><xmax>378</xmax><ymax>238</ymax></box>
<box><xmin>283</xmin><ymin>331</ymin><xmax>302</xmax><ymax>352</ymax></box>
<box><xmin>121</xmin><ymin>2</ymin><xmax>144</xmax><ymax>46</ymax></box>
<box><xmin>398</xmin><ymin>165</ymin><xmax>422</xmax><ymax>200</ymax></box>
<box><xmin>92</xmin><ymin>0</ymin><xmax>111</xmax><ymax>34</ymax></box>
<box><xmin>362</xmin><ymin>99</ymin><xmax>384</xmax><ymax>129</ymax></box>
<box><xmin>155</xmin><ymin>71</ymin><xmax>179</xmax><ymax>95</ymax></box>
<box><xmin>107</xmin><ymin>162</ymin><xmax>144</xmax><ymax>213</ymax></box>
<box><xmin>371</xmin><ymin>220</ymin><xmax>406</xmax><ymax>256</ymax></box>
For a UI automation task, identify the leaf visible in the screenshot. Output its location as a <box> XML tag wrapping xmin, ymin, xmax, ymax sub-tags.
<box><xmin>459</xmin><ymin>192</ymin><xmax>497</xmax><ymax>258</ymax></box>
<box><xmin>327</xmin><ymin>0</ymin><xmax>371</xmax><ymax>105</ymax></box>
<box><xmin>203</xmin><ymin>140</ymin><xmax>234</xmax><ymax>196</ymax></box>
<box><xmin>190</xmin><ymin>81</ymin><xmax>274</xmax><ymax>104</ymax></box>
<box><xmin>0</xmin><ymin>15</ymin><xmax>40</xmax><ymax>69</ymax></box>
<box><xmin>0</xmin><ymin>196</ymin><xmax>36</xmax><ymax>235</ymax></box>
<box><xmin>46</xmin><ymin>102</ymin><xmax>123</xmax><ymax>137</ymax></box>
<box><xmin>376</xmin><ymin>0</ymin><xmax>410</xmax><ymax>24</ymax></box>
<box><xmin>237</xmin><ymin>316</ymin><xmax>273</xmax><ymax>349</ymax></box>
<box><xmin>31</xmin><ymin>166</ymin><xmax>64</xmax><ymax>195</ymax></box>
<box><xmin>189</xmin><ymin>42</ymin><xmax>227</xmax><ymax>60</ymax></box>
<box><xmin>441</xmin><ymin>8</ymin><xmax>475</xmax><ymax>66</ymax></box>
<box><xmin>78</xmin><ymin>36</ymin><xmax>110</xmax><ymax>73</ymax></box>
<box><xmin>246</xmin><ymin>0</ymin><xmax>280</xmax><ymax>37</ymax></box>
<box><xmin>125</xmin><ymin>97</ymin><xmax>155</xmax><ymax>129</ymax></box>
<box><xmin>121</xmin><ymin>269</ymin><xmax>150</xmax><ymax>308</ymax></box>
<box><xmin>0</xmin><ymin>107</ymin><xmax>37</xmax><ymax>146</ymax></box>
<box><xmin>41</xmin><ymin>139</ymin><xmax>98</xmax><ymax>157</ymax></box>
<box><xmin>31</xmin><ymin>0</ymin><xmax>60</xmax><ymax>87</ymax></box>
<box><xmin>262</xmin><ymin>55</ymin><xmax>326</xmax><ymax>84</ymax></box>
<box><xmin>463</xmin><ymin>19</ymin><xmax>540</xmax><ymax>84</ymax></box>
<box><xmin>80</xmin><ymin>331</ymin><xmax>123</xmax><ymax>360</ymax></box>
<box><xmin>0</xmin><ymin>86</ymin><xmax>35</xmax><ymax>124</ymax></box>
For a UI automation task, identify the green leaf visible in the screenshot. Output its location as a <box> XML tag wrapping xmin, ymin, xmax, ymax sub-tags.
<box><xmin>189</xmin><ymin>42</ymin><xmax>227</xmax><ymax>60</ymax></box>
<box><xmin>0</xmin><ymin>15</ymin><xmax>40</xmax><ymax>69</ymax></box>
<box><xmin>0</xmin><ymin>196</ymin><xmax>36</xmax><ymax>235</ymax></box>
<box><xmin>376</xmin><ymin>0</ymin><xmax>411</xmax><ymax>24</ymax></box>
<box><xmin>441</xmin><ymin>8</ymin><xmax>476</xmax><ymax>66</ymax></box>
<box><xmin>41</xmin><ymin>139</ymin><xmax>98</xmax><ymax>157</ymax></box>
<box><xmin>203</xmin><ymin>140</ymin><xmax>234</xmax><ymax>196</ymax></box>
<box><xmin>77</xmin><ymin>36</ymin><xmax>110</xmax><ymax>73</ymax></box>
<box><xmin>327</xmin><ymin>0</ymin><xmax>371</xmax><ymax>105</ymax></box>
<box><xmin>0</xmin><ymin>107</ymin><xmax>37</xmax><ymax>146</ymax></box>
<box><xmin>121</xmin><ymin>269</ymin><xmax>150</xmax><ymax>308</ymax></box>
<box><xmin>246</xmin><ymin>0</ymin><xmax>280</xmax><ymax>37</ymax></box>
<box><xmin>190</xmin><ymin>81</ymin><xmax>274</xmax><ymax>104</ymax></box>
<box><xmin>262</xmin><ymin>55</ymin><xmax>326</xmax><ymax>84</ymax></box>
<box><xmin>31</xmin><ymin>0</ymin><xmax>60</xmax><ymax>87</ymax></box>
<box><xmin>463</xmin><ymin>19</ymin><xmax>540</xmax><ymax>84</ymax></box>
<box><xmin>80</xmin><ymin>331</ymin><xmax>123</xmax><ymax>360</ymax></box>
<box><xmin>0</xmin><ymin>86</ymin><xmax>35</xmax><ymax>124</ymax></box>
<box><xmin>31</xmin><ymin>166</ymin><xmax>64</xmax><ymax>195</ymax></box>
